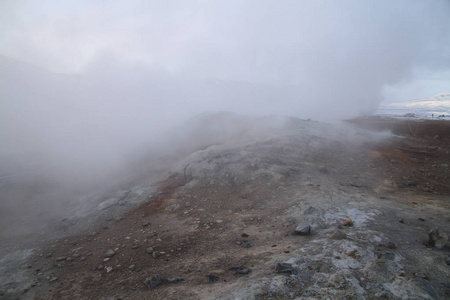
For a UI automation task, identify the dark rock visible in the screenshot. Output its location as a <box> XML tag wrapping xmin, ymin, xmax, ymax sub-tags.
<box><xmin>382</xmin><ymin>252</ymin><xmax>396</xmax><ymax>261</ymax></box>
<box><xmin>399</xmin><ymin>219</ymin><xmax>405</xmax><ymax>223</ymax></box>
<box><xmin>207</xmin><ymin>274</ymin><xmax>219</xmax><ymax>283</ymax></box>
<box><xmin>142</xmin><ymin>222</ymin><xmax>150</xmax><ymax>227</ymax></box>
<box><xmin>418</xmin><ymin>218</ymin><xmax>426</xmax><ymax>222</ymax></box>
<box><xmin>165</xmin><ymin>278</ymin><xmax>184</xmax><ymax>284</ymax></box>
<box><xmin>66</xmin><ymin>257</ymin><xmax>73</xmax><ymax>262</ymax></box>
<box><xmin>386</xmin><ymin>242</ymin><xmax>396</xmax><ymax>249</ymax></box>
<box><xmin>276</xmin><ymin>263</ymin><xmax>296</xmax><ymax>274</ymax></box>
<box><xmin>295</xmin><ymin>222</ymin><xmax>311</xmax><ymax>235</ymax></box>
<box><xmin>401</xmin><ymin>180</ymin><xmax>417</xmax><ymax>187</ymax></box>
<box><xmin>145</xmin><ymin>275</ymin><xmax>163</xmax><ymax>290</ymax></box>
<box><xmin>446</xmin><ymin>253</ymin><xmax>450</xmax><ymax>265</ymax></box>
<box><xmin>229</xmin><ymin>266</ymin><xmax>251</xmax><ymax>275</ymax></box>
<box><xmin>152</xmin><ymin>251</ymin><xmax>161</xmax><ymax>258</ymax></box>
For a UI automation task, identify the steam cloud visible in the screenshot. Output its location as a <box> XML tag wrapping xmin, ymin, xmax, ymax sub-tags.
<box><xmin>1</xmin><ymin>0</ymin><xmax>450</xmax><ymax>236</ymax></box>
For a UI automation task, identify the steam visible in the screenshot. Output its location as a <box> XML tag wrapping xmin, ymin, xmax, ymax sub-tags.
<box><xmin>1</xmin><ymin>0</ymin><xmax>450</xmax><ymax>237</ymax></box>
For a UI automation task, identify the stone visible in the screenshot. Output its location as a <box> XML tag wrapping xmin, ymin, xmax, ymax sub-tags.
<box><xmin>436</xmin><ymin>233</ymin><xmax>448</xmax><ymax>249</ymax></box>
<box><xmin>207</xmin><ymin>274</ymin><xmax>219</xmax><ymax>283</ymax></box>
<box><xmin>106</xmin><ymin>266</ymin><xmax>113</xmax><ymax>273</ymax></box>
<box><xmin>166</xmin><ymin>278</ymin><xmax>184</xmax><ymax>284</ymax></box>
<box><xmin>229</xmin><ymin>266</ymin><xmax>251</xmax><ymax>275</ymax></box>
<box><xmin>145</xmin><ymin>275</ymin><xmax>163</xmax><ymax>290</ymax></box>
<box><xmin>343</xmin><ymin>218</ymin><xmax>353</xmax><ymax>226</ymax></box>
<box><xmin>276</xmin><ymin>263</ymin><xmax>295</xmax><ymax>274</ymax></box>
<box><xmin>446</xmin><ymin>254</ymin><xmax>450</xmax><ymax>265</ymax></box>
<box><xmin>295</xmin><ymin>222</ymin><xmax>311</xmax><ymax>235</ymax></box>
<box><xmin>66</xmin><ymin>257</ymin><xmax>73</xmax><ymax>262</ymax></box>
<box><xmin>105</xmin><ymin>249</ymin><xmax>116</xmax><ymax>257</ymax></box>
<box><xmin>386</xmin><ymin>242</ymin><xmax>396</xmax><ymax>249</ymax></box>
<box><xmin>49</xmin><ymin>276</ymin><xmax>58</xmax><ymax>282</ymax></box>
<box><xmin>146</xmin><ymin>247</ymin><xmax>154</xmax><ymax>254</ymax></box>
<box><xmin>55</xmin><ymin>257</ymin><xmax>66</xmax><ymax>262</ymax></box>
<box><xmin>129</xmin><ymin>265</ymin><xmax>135</xmax><ymax>271</ymax></box>
<box><xmin>142</xmin><ymin>222</ymin><xmax>150</xmax><ymax>227</ymax></box>
<box><xmin>152</xmin><ymin>251</ymin><xmax>161</xmax><ymax>258</ymax></box>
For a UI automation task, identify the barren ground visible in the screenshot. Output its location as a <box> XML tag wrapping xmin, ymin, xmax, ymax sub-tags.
<box><xmin>1</xmin><ymin>116</ymin><xmax>449</xmax><ymax>300</ymax></box>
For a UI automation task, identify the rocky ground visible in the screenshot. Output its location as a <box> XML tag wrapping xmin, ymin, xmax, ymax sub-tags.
<box><xmin>1</xmin><ymin>116</ymin><xmax>449</xmax><ymax>300</ymax></box>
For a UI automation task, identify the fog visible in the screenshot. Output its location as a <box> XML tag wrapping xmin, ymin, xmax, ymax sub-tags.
<box><xmin>1</xmin><ymin>0</ymin><xmax>450</xmax><ymax>238</ymax></box>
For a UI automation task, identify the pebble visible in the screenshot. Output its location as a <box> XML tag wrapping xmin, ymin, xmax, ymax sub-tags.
<box><xmin>446</xmin><ymin>254</ymin><xmax>450</xmax><ymax>265</ymax></box>
<box><xmin>207</xmin><ymin>274</ymin><xmax>219</xmax><ymax>283</ymax></box>
<box><xmin>55</xmin><ymin>257</ymin><xmax>67</xmax><ymax>262</ymax></box>
<box><xmin>128</xmin><ymin>265</ymin><xmax>135</xmax><ymax>271</ymax></box>
<box><xmin>49</xmin><ymin>276</ymin><xmax>58</xmax><ymax>282</ymax></box>
<box><xmin>386</xmin><ymin>242</ymin><xmax>396</xmax><ymax>249</ymax></box>
<box><xmin>152</xmin><ymin>251</ymin><xmax>161</xmax><ymax>258</ymax></box>
<box><xmin>145</xmin><ymin>275</ymin><xmax>163</xmax><ymax>290</ymax></box>
<box><xmin>105</xmin><ymin>249</ymin><xmax>116</xmax><ymax>257</ymax></box>
<box><xmin>146</xmin><ymin>247</ymin><xmax>154</xmax><ymax>254</ymax></box>
<box><xmin>106</xmin><ymin>266</ymin><xmax>113</xmax><ymax>273</ymax></box>
<box><xmin>276</xmin><ymin>263</ymin><xmax>296</xmax><ymax>274</ymax></box>
<box><xmin>103</xmin><ymin>258</ymin><xmax>110</xmax><ymax>262</ymax></box>
<box><xmin>142</xmin><ymin>222</ymin><xmax>150</xmax><ymax>227</ymax></box>
<box><xmin>80</xmin><ymin>257</ymin><xmax>86</xmax><ymax>261</ymax></box>
<box><xmin>66</xmin><ymin>257</ymin><xmax>73</xmax><ymax>262</ymax></box>
<box><xmin>295</xmin><ymin>222</ymin><xmax>311</xmax><ymax>235</ymax></box>
<box><xmin>343</xmin><ymin>218</ymin><xmax>353</xmax><ymax>226</ymax></box>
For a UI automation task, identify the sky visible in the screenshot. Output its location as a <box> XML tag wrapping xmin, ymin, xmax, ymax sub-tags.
<box><xmin>1</xmin><ymin>1</ymin><xmax>449</xmax><ymax>101</ymax></box>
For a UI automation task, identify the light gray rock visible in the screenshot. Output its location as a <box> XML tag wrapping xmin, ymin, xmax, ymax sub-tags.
<box><xmin>105</xmin><ymin>249</ymin><xmax>116</xmax><ymax>257</ymax></box>
<box><xmin>295</xmin><ymin>222</ymin><xmax>311</xmax><ymax>235</ymax></box>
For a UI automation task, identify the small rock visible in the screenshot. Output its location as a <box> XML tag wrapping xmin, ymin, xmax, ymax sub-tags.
<box><xmin>401</xmin><ymin>179</ymin><xmax>417</xmax><ymax>187</ymax></box>
<box><xmin>146</xmin><ymin>247</ymin><xmax>154</xmax><ymax>254</ymax></box>
<box><xmin>446</xmin><ymin>254</ymin><xmax>450</xmax><ymax>265</ymax></box>
<box><xmin>229</xmin><ymin>266</ymin><xmax>251</xmax><ymax>275</ymax></box>
<box><xmin>131</xmin><ymin>245</ymin><xmax>139</xmax><ymax>249</ymax></box>
<box><xmin>49</xmin><ymin>276</ymin><xmax>58</xmax><ymax>282</ymax></box>
<box><xmin>55</xmin><ymin>257</ymin><xmax>66</xmax><ymax>262</ymax></box>
<box><xmin>66</xmin><ymin>257</ymin><xmax>73</xmax><ymax>262</ymax></box>
<box><xmin>105</xmin><ymin>249</ymin><xmax>116</xmax><ymax>257</ymax></box>
<box><xmin>106</xmin><ymin>266</ymin><xmax>113</xmax><ymax>273</ymax></box>
<box><xmin>142</xmin><ymin>222</ymin><xmax>150</xmax><ymax>227</ymax></box>
<box><xmin>166</xmin><ymin>278</ymin><xmax>184</xmax><ymax>284</ymax></box>
<box><xmin>399</xmin><ymin>219</ymin><xmax>405</xmax><ymax>224</ymax></box>
<box><xmin>152</xmin><ymin>251</ymin><xmax>161</xmax><ymax>258</ymax></box>
<box><xmin>276</xmin><ymin>263</ymin><xmax>295</xmax><ymax>274</ymax></box>
<box><xmin>418</xmin><ymin>218</ymin><xmax>426</xmax><ymax>222</ymax></box>
<box><xmin>427</xmin><ymin>227</ymin><xmax>448</xmax><ymax>248</ymax></box>
<box><xmin>103</xmin><ymin>258</ymin><xmax>110</xmax><ymax>262</ymax></box>
<box><xmin>72</xmin><ymin>253</ymin><xmax>80</xmax><ymax>258</ymax></box>
<box><xmin>128</xmin><ymin>265</ymin><xmax>135</xmax><ymax>271</ymax></box>
<box><xmin>97</xmin><ymin>265</ymin><xmax>104</xmax><ymax>270</ymax></box>
<box><xmin>80</xmin><ymin>257</ymin><xmax>86</xmax><ymax>261</ymax></box>
<box><xmin>343</xmin><ymin>218</ymin><xmax>353</xmax><ymax>226</ymax></box>
<box><xmin>207</xmin><ymin>274</ymin><xmax>219</xmax><ymax>283</ymax></box>
<box><xmin>386</xmin><ymin>242</ymin><xmax>396</xmax><ymax>249</ymax></box>
<box><xmin>303</xmin><ymin>206</ymin><xmax>318</xmax><ymax>215</ymax></box>
<box><xmin>295</xmin><ymin>222</ymin><xmax>311</xmax><ymax>235</ymax></box>
<box><xmin>145</xmin><ymin>275</ymin><xmax>163</xmax><ymax>290</ymax></box>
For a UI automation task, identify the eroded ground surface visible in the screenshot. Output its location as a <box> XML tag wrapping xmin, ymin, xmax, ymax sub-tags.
<box><xmin>1</xmin><ymin>117</ymin><xmax>449</xmax><ymax>299</ymax></box>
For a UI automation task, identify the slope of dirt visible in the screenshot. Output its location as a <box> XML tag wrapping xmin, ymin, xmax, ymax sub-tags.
<box><xmin>1</xmin><ymin>117</ymin><xmax>449</xmax><ymax>300</ymax></box>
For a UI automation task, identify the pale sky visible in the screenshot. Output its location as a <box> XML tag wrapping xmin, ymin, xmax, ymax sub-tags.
<box><xmin>1</xmin><ymin>1</ymin><xmax>449</xmax><ymax>89</ymax></box>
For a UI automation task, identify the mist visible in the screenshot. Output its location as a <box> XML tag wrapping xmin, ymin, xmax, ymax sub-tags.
<box><xmin>1</xmin><ymin>0</ymin><xmax>450</xmax><ymax>237</ymax></box>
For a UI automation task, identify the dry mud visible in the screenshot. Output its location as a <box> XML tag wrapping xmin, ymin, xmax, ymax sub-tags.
<box><xmin>1</xmin><ymin>116</ymin><xmax>449</xmax><ymax>299</ymax></box>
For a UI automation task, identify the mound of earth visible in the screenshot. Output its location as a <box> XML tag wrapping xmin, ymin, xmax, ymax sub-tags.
<box><xmin>1</xmin><ymin>115</ymin><xmax>449</xmax><ymax>299</ymax></box>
